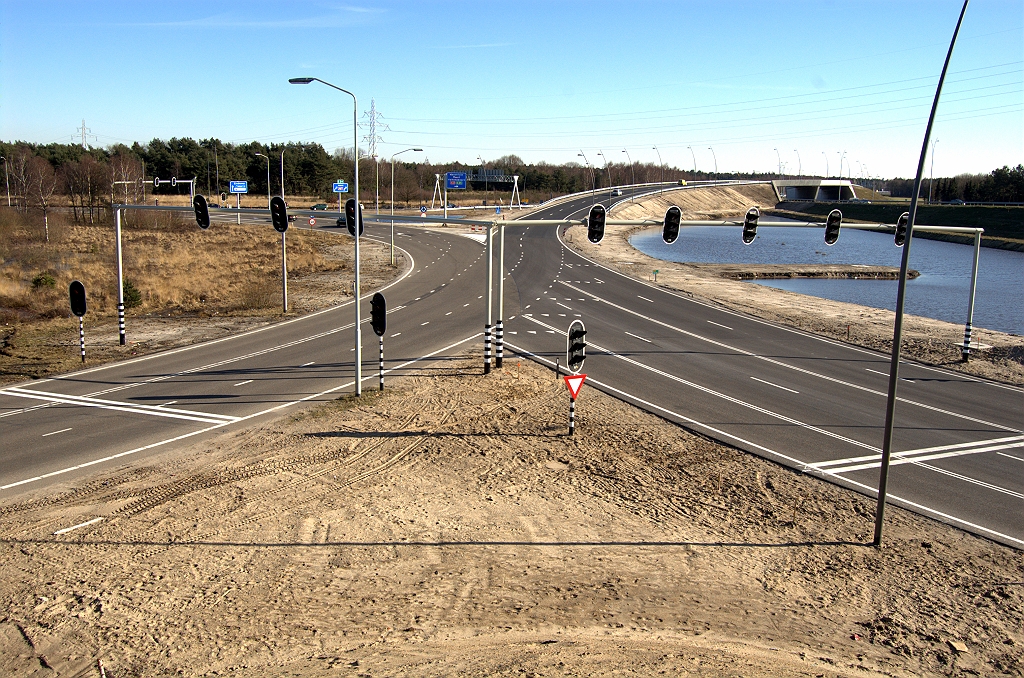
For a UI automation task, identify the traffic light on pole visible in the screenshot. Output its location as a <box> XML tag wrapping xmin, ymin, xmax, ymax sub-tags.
<box><xmin>566</xmin><ymin>320</ymin><xmax>587</xmax><ymax>374</ymax></box>
<box><xmin>824</xmin><ymin>208</ymin><xmax>842</xmax><ymax>245</ymax></box>
<box><xmin>345</xmin><ymin>198</ymin><xmax>364</xmax><ymax>236</ymax></box>
<box><xmin>662</xmin><ymin>205</ymin><xmax>681</xmax><ymax>244</ymax></box>
<box><xmin>68</xmin><ymin>280</ymin><xmax>87</xmax><ymax>317</ymax></box>
<box><xmin>192</xmin><ymin>194</ymin><xmax>210</xmax><ymax>230</ymax></box>
<box><xmin>370</xmin><ymin>292</ymin><xmax>387</xmax><ymax>337</ymax></box>
<box><xmin>270</xmin><ymin>196</ymin><xmax>289</xmax><ymax>233</ymax></box>
<box><xmin>587</xmin><ymin>204</ymin><xmax>606</xmax><ymax>244</ymax></box>
<box><xmin>741</xmin><ymin>206</ymin><xmax>759</xmax><ymax>244</ymax></box>
<box><xmin>894</xmin><ymin>211</ymin><xmax>909</xmax><ymax>247</ymax></box>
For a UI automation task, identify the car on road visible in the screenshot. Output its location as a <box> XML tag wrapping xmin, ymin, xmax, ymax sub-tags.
<box><xmin>335</xmin><ymin>216</ymin><xmax>346</xmax><ymax>227</ymax></box>
<box><xmin>311</xmin><ymin>203</ymin><xmax>328</xmax><ymax>210</ymax></box>
<box><xmin>612</xmin><ymin>189</ymin><xmax>623</xmax><ymax>196</ymax></box>
<box><xmin>948</xmin><ymin>199</ymin><xmax>965</xmax><ymax>205</ymax></box>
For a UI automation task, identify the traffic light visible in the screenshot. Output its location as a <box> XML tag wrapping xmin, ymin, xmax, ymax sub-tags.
<box><xmin>742</xmin><ymin>206</ymin><xmax>759</xmax><ymax>244</ymax></box>
<box><xmin>824</xmin><ymin>208</ymin><xmax>842</xmax><ymax>246</ymax></box>
<box><xmin>370</xmin><ymin>292</ymin><xmax>387</xmax><ymax>337</ymax></box>
<box><xmin>345</xmin><ymin>198</ymin><xmax>364</xmax><ymax>236</ymax></box>
<box><xmin>68</xmin><ymin>280</ymin><xmax>87</xmax><ymax>317</ymax></box>
<box><xmin>270</xmin><ymin>196</ymin><xmax>289</xmax><ymax>233</ymax></box>
<box><xmin>894</xmin><ymin>211</ymin><xmax>909</xmax><ymax>247</ymax></box>
<box><xmin>663</xmin><ymin>205</ymin><xmax>681</xmax><ymax>244</ymax></box>
<box><xmin>587</xmin><ymin>204</ymin><xmax>606</xmax><ymax>244</ymax></box>
<box><xmin>566</xmin><ymin>319</ymin><xmax>587</xmax><ymax>374</ymax></box>
<box><xmin>193</xmin><ymin>194</ymin><xmax>210</xmax><ymax>230</ymax></box>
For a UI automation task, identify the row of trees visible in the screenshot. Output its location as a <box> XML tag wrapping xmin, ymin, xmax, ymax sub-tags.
<box><xmin>887</xmin><ymin>165</ymin><xmax>1024</xmax><ymax>203</ymax></box>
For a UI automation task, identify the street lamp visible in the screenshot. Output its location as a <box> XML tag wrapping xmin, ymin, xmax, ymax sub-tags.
<box><xmin>254</xmin><ymin>152</ymin><xmax>271</xmax><ymax>208</ymax></box>
<box><xmin>596</xmin><ymin>150</ymin><xmax>610</xmax><ymax>190</ymax></box>
<box><xmin>391</xmin><ymin>147</ymin><xmax>422</xmax><ymax>266</ymax></box>
<box><xmin>687</xmin><ymin>146</ymin><xmax>697</xmax><ymax>175</ymax></box>
<box><xmin>928</xmin><ymin>139</ymin><xmax>939</xmax><ymax>204</ymax></box>
<box><xmin>279</xmin><ymin>149</ymin><xmax>285</xmax><ymax>199</ymax></box>
<box><xmin>577</xmin><ymin>151</ymin><xmax>595</xmax><ymax>203</ymax></box>
<box><xmin>0</xmin><ymin>156</ymin><xmax>9</xmax><ymax>207</ymax></box>
<box><xmin>477</xmin><ymin>155</ymin><xmax>487</xmax><ymax>194</ymax></box>
<box><xmin>823</xmin><ymin>151</ymin><xmax>829</xmax><ymax>178</ymax></box>
<box><xmin>290</xmin><ymin>76</ymin><xmax>364</xmax><ymax>396</ymax></box>
<box><xmin>707</xmin><ymin>147</ymin><xmax>717</xmax><ymax>183</ymax></box>
<box><xmin>793</xmin><ymin>149</ymin><xmax>801</xmax><ymax>177</ymax></box>
<box><xmin>774</xmin><ymin>148</ymin><xmax>782</xmax><ymax>177</ymax></box>
<box><xmin>652</xmin><ymin>146</ymin><xmax>664</xmax><ymax>193</ymax></box>
<box><xmin>621</xmin><ymin>149</ymin><xmax>635</xmax><ymax>201</ymax></box>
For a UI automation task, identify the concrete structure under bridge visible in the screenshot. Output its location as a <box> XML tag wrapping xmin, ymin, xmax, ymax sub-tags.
<box><xmin>772</xmin><ymin>179</ymin><xmax>858</xmax><ymax>202</ymax></box>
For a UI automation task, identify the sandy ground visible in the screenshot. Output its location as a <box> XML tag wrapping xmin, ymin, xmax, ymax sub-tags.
<box><xmin>1</xmin><ymin>357</ymin><xmax>1020</xmax><ymax>677</ymax></box>
<box><xmin>566</xmin><ymin>188</ymin><xmax>1024</xmax><ymax>385</ymax></box>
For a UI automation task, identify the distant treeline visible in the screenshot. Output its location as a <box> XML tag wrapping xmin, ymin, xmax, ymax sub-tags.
<box><xmin>886</xmin><ymin>165</ymin><xmax>1024</xmax><ymax>203</ymax></box>
<box><xmin>1</xmin><ymin>138</ymin><xmax>782</xmax><ymax>220</ymax></box>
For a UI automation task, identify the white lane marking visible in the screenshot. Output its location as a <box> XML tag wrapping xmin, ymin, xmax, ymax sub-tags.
<box><xmin>508</xmin><ymin>331</ymin><xmax>517</xmax><ymax>335</ymax></box>
<box><xmin>0</xmin><ymin>388</ymin><xmax>238</xmax><ymax>425</ymax></box>
<box><xmin>301</xmin><ymin>362</ymin><xmax>315</xmax><ymax>367</ymax></box>
<box><xmin>464</xmin><ymin>303</ymin><xmax>470</xmax><ymax>307</ymax></box>
<box><xmin>390</xmin><ymin>333</ymin><xmax>401</xmax><ymax>337</ymax></box>
<box><xmin>558</xmin><ymin>281</ymin><xmax>1020</xmax><ymax>434</ymax></box>
<box><xmin>865</xmin><ymin>368</ymin><xmax>889</xmax><ymax>377</ymax></box>
<box><xmin>999</xmin><ymin>452</ymin><xmax>1024</xmax><ymax>462</ymax></box>
<box><xmin>421</xmin><ymin>322</ymin><xmax>430</xmax><ymax>326</ymax></box>
<box><xmin>750</xmin><ymin>377</ymin><xmax>799</xmax><ymax>394</ymax></box>
<box><xmin>707</xmin><ymin>321</ymin><xmax>733</xmax><ymax>330</ymax></box>
<box><xmin>556</xmin><ymin>302</ymin><xmax>573</xmax><ymax>311</ymax></box>
<box><xmin>820</xmin><ymin>438</ymin><xmax>1024</xmax><ymax>476</ymax></box>
<box><xmin>594</xmin><ymin>278</ymin><xmax>604</xmax><ymax>283</ymax></box>
<box><xmin>234</xmin><ymin>380</ymin><xmax>253</xmax><ymax>387</ymax></box>
<box><xmin>505</xmin><ymin>339</ymin><xmax>1024</xmax><ymax>548</ymax></box>
<box><xmin>445</xmin><ymin>311</ymin><xmax>452</xmax><ymax>316</ymax></box>
<box><xmin>158</xmin><ymin>401</ymin><xmax>178</xmax><ymax>407</ymax></box>
<box><xmin>810</xmin><ymin>435</ymin><xmax>1024</xmax><ymax>469</ymax></box>
<box><xmin>523</xmin><ymin>314</ymin><xmax>876</xmax><ymax>451</ymax></box>
<box><xmin>2</xmin><ymin>334</ymin><xmax>483</xmax><ymax>492</ymax></box>
<box><xmin>53</xmin><ymin>517</ymin><xmax>103</xmax><ymax>535</ymax></box>
<box><xmin>637</xmin><ymin>295</ymin><xmax>654</xmax><ymax>303</ymax></box>
<box><xmin>546</xmin><ymin>330</ymin><xmax>555</xmax><ymax>334</ymax></box>
<box><xmin>42</xmin><ymin>428</ymin><xmax>72</xmax><ymax>437</ymax></box>
<box><xmin>625</xmin><ymin>331</ymin><xmax>652</xmax><ymax>343</ymax></box>
<box><xmin>528</xmin><ymin>331</ymin><xmax>536</xmax><ymax>334</ymax></box>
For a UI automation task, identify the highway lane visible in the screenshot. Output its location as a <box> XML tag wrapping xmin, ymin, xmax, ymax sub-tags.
<box><xmin>500</xmin><ymin>188</ymin><xmax>1023</xmax><ymax>547</ymax></box>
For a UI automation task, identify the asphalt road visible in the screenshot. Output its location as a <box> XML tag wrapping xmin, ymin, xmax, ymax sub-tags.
<box><xmin>2</xmin><ymin>187</ymin><xmax>1021</xmax><ymax>548</ymax></box>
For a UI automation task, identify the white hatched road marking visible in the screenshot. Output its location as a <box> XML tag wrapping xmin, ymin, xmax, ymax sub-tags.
<box><xmin>750</xmin><ymin>376</ymin><xmax>799</xmax><ymax>394</ymax></box>
<box><xmin>1</xmin><ymin>387</ymin><xmax>239</xmax><ymax>425</ymax></box>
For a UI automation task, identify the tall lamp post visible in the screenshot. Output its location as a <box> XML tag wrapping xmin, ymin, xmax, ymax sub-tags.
<box><xmin>391</xmin><ymin>147</ymin><xmax>422</xmax><ymax>266</ymax></box>
<box><xmin>254</xmin><ymin>153</ymin><xmax>271</xmax><ymax>208</ymax></box>
<box><xmin>577</xmin><ymin>151</ymin><xmax>595</xmax><ymax>203</ymax></box>
<box><xmin>687</xmin><ymin>146</ymin><xmax>697</xmax><ymax>175</ymax></box>
<box><xmin>290</xmin><ymin>76</ymin><xmax>364</xmax><ymax>396</ymax></box>
<box><xmin>823</xmin><ymin>151</ymin><xmax>829</xmax><ymax>178</ymax></box>
<box><xmin>621</xmin><ymin>149</ymin><xmax>635</xmax><ymax>201</ymax></box>
<box><xmin>279</xmin><ymin>149</ymin><xmax>285</xmax><ymax>199</ymax></box>
<box><xmin>477</xmin><ymin>155</ymin><xmax>487</xmax><ymax>195</ymax></box>
<box><xmin>707</xmin><ymin>147</ymin><xmax>717</xmax><ymax>183</ymax></box>
<box><xmin>793</xmin><ymin>149</ymin><xmax>801</xmax><ymax>177</ymax></box>
<box><xmin>774</xmin><ymin>148</ymin><xmax>782</xmax><ymax>177</ymax></box>
<box><xmin>928</xmin><ymin>139</ymin><xmax>939</xmax><ymax>204</ymax></box>
<box><xmin>596</xmin><ymin>150</ymin><xmax>609</xmax><ymax>190</ymax></box>
<box><xmin>652</xmin><ymin>146</ymin><xmax>664</xmax><ymax>193</ymax></box>
<box><xmin>0</xmin><ymin>156</ymin><xmax>10</xmax><ymax>207</ymax></box>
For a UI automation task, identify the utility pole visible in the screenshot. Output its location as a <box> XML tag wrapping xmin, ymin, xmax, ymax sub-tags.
<box><xmin>362</xmin><ymin>98</ymin><xmax>387</xmax><ymax>213</ymax></box>
<box><xmin>76</xmin><ymin>119</ymin><xmax>94</xmax><ymax>149</ymax></box>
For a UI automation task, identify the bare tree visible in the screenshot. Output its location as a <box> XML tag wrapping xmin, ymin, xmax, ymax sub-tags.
<box><xmin>8</xmin><ymin>147</ymin><xmax>32</xmax><ymax>213</ymax></box>
<box><xmin>27</xmin><ymin>156</ymin><xmax>58</xmax><ymax>242</ymax></box>
<box><xmin>110</xmin><ymin>152</ymin><xmax>144</xmax><ymax>205</ymax></box>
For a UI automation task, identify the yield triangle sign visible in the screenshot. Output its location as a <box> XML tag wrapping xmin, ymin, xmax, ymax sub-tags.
<box><xmin>563</xmin><ymin>374</ymin><xmax>586</xmax><ymax>399</ymax></box>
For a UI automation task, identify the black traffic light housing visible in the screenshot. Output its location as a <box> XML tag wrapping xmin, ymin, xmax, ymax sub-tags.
<box><xmin>894</xmin><ymin>211</ymin><xmax>910</xmax><ymax>247</ymax></box>
<box><xmin>270</xmin><ymin>196</ymin><xmax>289</xmax><ymax>233</ymax></box>
<box><xmin>69</xmin><ymin>280</ymin><xmax>87</xmax><ymax>317</ymax></box>
<box><xmin>587</xmin><ymin>204</ymin><xmax>606</xmax><ymax>244</ymax></box>
<box><xmin>663</xmin><ymin>205</ymin><xmax>681</xmax><ymax>244</ymax></box>
<box><xmin>193</xmin><ymin>194</ymin><xmax>210</xmax><ymax>229</ymax></box>
<box><xmin>370</xmin><ymin>292</ymin><xmax>387</xmax><ymax>337</ymax></box>
<box><xmin>742</xmin><ymin>206</ymin><xmax>759</xmax><ymax>245</ymax></box>
<box><xmin>824</xmin><ymin>208</ymin><xmax>842</xmax><ymax>246</ymax></box>
<box><xmin>345</xmin><ymin>198</ymin><xmax>364</xmax><ymax>236</ymax></box>
<box><xmin>566</xmin><ymin>319</ymin><xmax>587</xmax><ymax>374</ymax></box>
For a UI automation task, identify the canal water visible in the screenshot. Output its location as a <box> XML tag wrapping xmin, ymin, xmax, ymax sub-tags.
<box><xmin>629</xmin><ymin>225</ymin><xmax>1023</xmax><ymax>335</ymax></box>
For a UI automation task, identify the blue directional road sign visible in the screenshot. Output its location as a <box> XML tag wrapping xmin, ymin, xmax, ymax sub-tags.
<box><xmin>445</xmin><ymin>172</ymin><xmax>467</xmax><ymax>190</ymax></box>
<box><xmin>229</xmin><ymin>181</ymin><xmax>248</xmax><ymax>194</ymax></box>
<box><xmin>333</xmin><ymin>182</ymin><xmax>349</xmax><ymax>193</ymax></box>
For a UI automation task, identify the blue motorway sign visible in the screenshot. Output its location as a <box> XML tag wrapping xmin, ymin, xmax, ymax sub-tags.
<box><xmin>229</xmin><ymin>180</ymin><xmax>248</xmax><ymax>194</ymax></box>
<box><xmin>445</xmin><ymin>172</ymin><xmax>467</xmax><ymax>190</ymax></box>
<box><xmin>333</xmin><ymin>182</ymin><xmax>349</xmax><ymax>193</ymax></box>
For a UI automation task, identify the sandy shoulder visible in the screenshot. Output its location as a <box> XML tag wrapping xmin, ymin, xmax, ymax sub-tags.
<box><xmin>0</xmin><ymin>357</ymin><xmax>1019</xmax><ymax>676</ymax></box>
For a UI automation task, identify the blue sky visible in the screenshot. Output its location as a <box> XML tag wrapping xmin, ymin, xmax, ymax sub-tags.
<box><xmin>1</xmin><ymin>1</ymin><xmax>1021</xmax><ymax>178</ymax></box>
